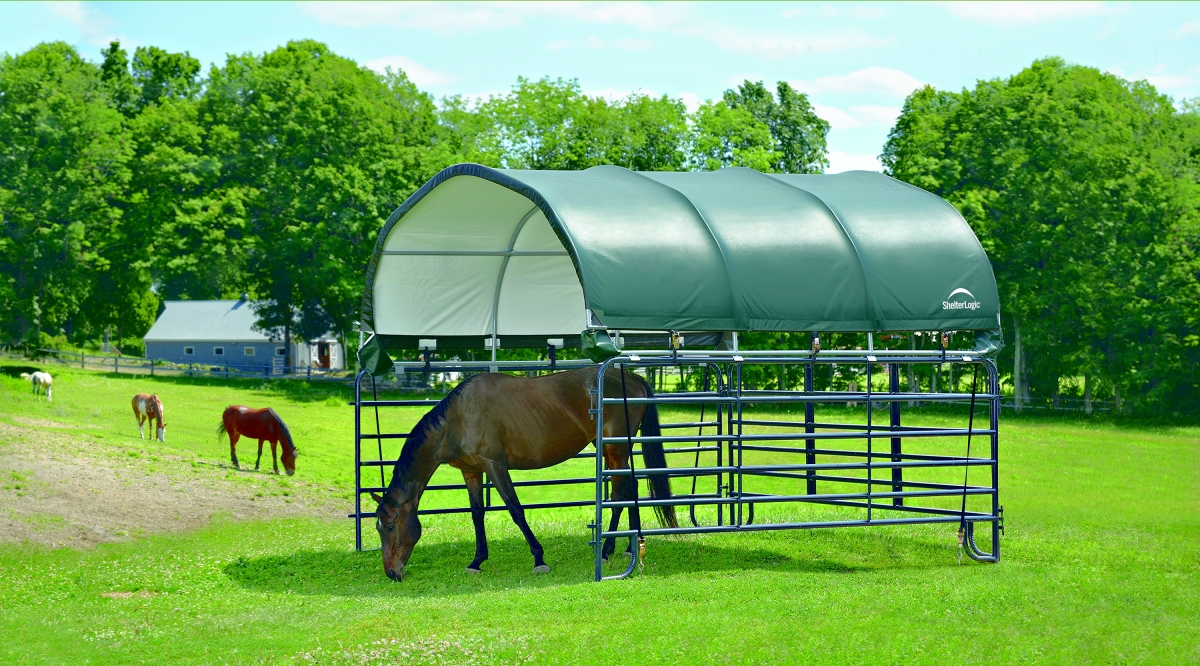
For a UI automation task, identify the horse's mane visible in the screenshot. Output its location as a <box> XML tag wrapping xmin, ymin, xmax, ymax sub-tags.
<box><xmin>267</xmin><ymin>408</ymin><xmax>295</xmax><ymax>453</ymax></box>
<box><xmin>390</xmin><ymin>374</ymin><xmax>483</xmax><ymax>489</ymax></box>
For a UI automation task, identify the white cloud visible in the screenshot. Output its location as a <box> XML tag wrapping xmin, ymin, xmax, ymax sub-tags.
<box><xmin>677</xmin><ymin>92</ymin><xmax>702</xmax><ymax>114</ymax></box>
<box><xmin>547</xmin><ymin>39</ymin><xmax>571</xmax><ymax>51</ymax></box>
<box><xmin>586</xmin><ymin>35</ymin><xmax>606</xmax><ymax>49</ymax></box>
<box><xmin>713</xmin><ymin>28</ymin><xmax>891</xmax><ymax>59</ymax></box>
<box><xmin>1173</xmin><ymin>21</ymin><xmax>1200</xmax><ymax>39</ymax></box>
<box><xmin>794</xmin><ymin>67</ymin><xmax>925</xmax><ymax>97</ymax></box>
<box><xmin>303</xmin><ymin>2</ymin><xmax>887</xmax><ymax>59</ymax></box>
<box><xmin>826</xmin><ymin>151</ymin><xmax>882</xmax><ymax>173</ymax></box>
<box><xmin>365</xmin><ymin>55</ymin><xmax>458</xmax><ymax>87</ymax></box>
<box><xmin>617</xmin><ymin>37</ymin><xmax>654</xmax><ymax>51</ymax></box>
<box><xmin>50</xmin><ymin>1</ymin><xmax>120</xmax><ymax>47</ymax></box>
<box><xmin>1109</xmin><ymin>65</ymin><xmax>1195</xmax><ymax>91</ymax></box>
<box><xmin>814</xmin><ymin>104</ymin><xmax>900</xmax><ymax>130</ymax></box>
<box><xmin>852</xmin><ymin>6</ymin><xmax>888</xmax><ymax>19</ymax></box>
<box><xmin>941</xmin><ymin>2</ymin><xmax>1122</xmax><ymax>26</ymax></box>
<box><xmin>300</xmin><ymin>1</ymin><xmax>524</xmax><ymax>36</ymax></box>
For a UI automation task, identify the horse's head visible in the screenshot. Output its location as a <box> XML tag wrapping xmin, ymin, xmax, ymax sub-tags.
<box><xmin>280</xmin><ymin>442</ymin><xmax>298</xmax><ymax>476</ymax></box>
<box><xmin>157</xmin><ymin>423</ymin><xmax>167</xmax><ymax>442</ymax></box>
<box><xmin>371</xmin><ymin>490</ymin><xmax>421</xmax><ymax>581</ymax></box>
<box><xmin>273</xmin><ymin>412</ymin><xmax>298</xmax><ymax>476</ymax></box>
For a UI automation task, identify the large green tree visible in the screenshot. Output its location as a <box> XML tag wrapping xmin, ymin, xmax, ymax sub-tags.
<box><xmin>200</xmin><ymin>40</ymin><xmax>450</xmax><ymax>365</ymax></box>
<box><xmin>0</xmin><ymin>42</ymin><xmax>131</xmax><ymax>347</ymax></box>
<box><xmin>463</xmin><ymin>77</ymin><xmax>689</xmax><ymax>172</ymax></box>
<box><xmin>723</xmin><ymin>80</ymin><xmax>829</xmax><ymax>174</ymax></box>
<box><xmin>882</xmin><ymin>58</ymin><xmax>1200</xmax><ymax>411</ymax></box>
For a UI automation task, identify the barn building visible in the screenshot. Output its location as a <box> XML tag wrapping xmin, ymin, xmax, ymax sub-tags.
<box><xmin>143</xmin><ymin>297</ymin><xmax>345</xmax><ymax>372</ymax></box>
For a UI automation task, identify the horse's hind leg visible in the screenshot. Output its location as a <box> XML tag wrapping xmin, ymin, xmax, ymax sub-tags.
<box><xmin>463</xmin><ymin>470</ymin><xmax>489</xmax><ymax>573</ymax></box>
<box><xmin>601</xmin><ymin>446</ymin><xmax>637</xmax><ymax>560</ymax></box>
<box><xmin>484</xmin><ymin>462</ymin><xmax>548</xmax><ymax>573</ymax></box>
<box><xmin>255</xmin><ymin>439</ymin><xmax>264</xmax><ymax>470</ymax></box>
<box><xmin>229</xmin><ymin>431</ymin><xmax>241</xmax><ymax>469</ymax></box>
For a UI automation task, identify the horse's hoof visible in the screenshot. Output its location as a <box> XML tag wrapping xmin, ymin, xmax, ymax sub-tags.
<box><xmin>532</xmin><ymin>564</ymin><xmax>550</xmax><ymax>574</ymax></box>
<box><xmin>465</xmin><ymin>567</ymin><xmax>481</xmax><ymax>575</ymax></box>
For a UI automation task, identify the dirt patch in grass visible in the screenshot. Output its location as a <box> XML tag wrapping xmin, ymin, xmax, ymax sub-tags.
<box><xmin>10</xmin><ymin>416</ymin><xmax>92</xmax><ymax>429</ymax></box>
<box><xmin>0</xmin><ymin>422</ymin><xmax>342</xmax><ymax>548</ymax></box>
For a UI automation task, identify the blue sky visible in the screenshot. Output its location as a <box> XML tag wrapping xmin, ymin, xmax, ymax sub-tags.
<box><xmin>3</xmin><ymin>2</ymin><xmax>1197</xmax><ymax>172</ymax></box>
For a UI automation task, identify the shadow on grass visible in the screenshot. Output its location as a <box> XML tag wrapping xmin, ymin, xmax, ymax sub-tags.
<box><xmin>223</xmin><ymin>527</ymin><xmax>953</xmax><ymax>599</ymax></box>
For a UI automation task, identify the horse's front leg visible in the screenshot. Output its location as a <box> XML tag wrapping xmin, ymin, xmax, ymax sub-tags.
<box><xmin>462</xmin><ymin>470</ymin><xmax>488</xmax><ymax>573</ymax></box>
<box><xmin>484</xmin><ymin>462</ymin><xmax>548</xmax><ymax>573</ymax></box>
<box><xmin>255</xmin><ymin>439</ymin><xmax>264</xmax><ymax>470</ymax></box>
<box><xmin>270</xmin><ymin>440</ymin><xmax>279</xmax><ymax>475</ymax></box>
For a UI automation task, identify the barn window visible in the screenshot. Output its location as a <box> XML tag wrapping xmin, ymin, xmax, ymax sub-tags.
<box><xmin>276</xmin><ymin>347</ymin><xmax>286</xmax><ymax>356</ymax></box>
<box><xmin>243</xmin><ymin>347</ymin><xmax>255</xmax><ymax>356</ymax></box>
<box><xmin>183</xmin><ymin>346</ymin><xmax>194</xmax><ymax>355</ymax></box>
<box><xmin>214</xmin><ymin>347</ymin><xmax>224</xmax><ymax>356</ymax></box>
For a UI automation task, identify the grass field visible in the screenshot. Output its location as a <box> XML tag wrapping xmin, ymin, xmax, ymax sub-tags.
<box><xmin>0</xmin><ymin>360</ymin><xmax>1197</xmax><ymax>664</ymax></box>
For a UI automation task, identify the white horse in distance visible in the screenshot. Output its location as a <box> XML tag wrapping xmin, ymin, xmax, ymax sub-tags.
<box><xmin>28</xmin><ymin>371</ymin><xmax>52</xmax><ymax>401</ymax></box>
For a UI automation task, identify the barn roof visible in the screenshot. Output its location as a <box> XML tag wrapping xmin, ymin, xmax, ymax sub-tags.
<box><xmin>362</xmin><ymin>164</ymin><xmax>1001</xmax><ymax>349</ymax></box>
<box><xmin>143</xmin><ymin>299</ymin><xmax>274</xmax><ymax>343</ymax></box>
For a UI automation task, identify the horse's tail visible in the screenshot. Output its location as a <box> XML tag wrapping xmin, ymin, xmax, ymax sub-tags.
<box><xmin>632</xmin><ymin>374</ymin><xmax>678</xmax><ymax>529</ymax></box>
<box><xmin>216</xmin><ymin>419</ymin><xmax>227</xmax><ymax>442</ymax></box>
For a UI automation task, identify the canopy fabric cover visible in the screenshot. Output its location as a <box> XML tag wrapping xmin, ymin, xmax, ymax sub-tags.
<box><xmin>362</xmin><ymin>164</ymin><xmax>1001</xmax><ymax>348</ymax></box>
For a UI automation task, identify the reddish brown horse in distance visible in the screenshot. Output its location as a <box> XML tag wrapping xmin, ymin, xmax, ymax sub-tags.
<box><xmin>131</xmin><ymin>393</ymin><xmax>167</xmax><ymax>441</ymax></box>
<box><xmin>372</xmin><ymin>366</ymin><xmax>676</xmax><ymax>582</ymax></box>
<box><xmin>217</xmin><ymin>406</ymin><xmax>299</xmax><ymax>476</ymax></box>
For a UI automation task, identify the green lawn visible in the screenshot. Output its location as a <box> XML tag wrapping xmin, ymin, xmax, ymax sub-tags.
<box><xmin>0</xmin><ymin>360</ymin><xmax>1197</xmax><ymax>664</ymax></box>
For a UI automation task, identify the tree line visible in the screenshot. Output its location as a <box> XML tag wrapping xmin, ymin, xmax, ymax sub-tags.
<box><xmin>1</xmin><ymin>41</ymin><xmax>1195</xmax><ymax>412</ymax></box>
<box><xmin>0</xmin><ymin>39</ymin><xmax>826</xmax><ymax>365</ymax></box>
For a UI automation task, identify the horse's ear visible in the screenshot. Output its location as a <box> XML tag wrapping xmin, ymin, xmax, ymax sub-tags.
<box><xmin>370</xmin><ymin>492</ymin><xmax>384</xmax><ymax>505</ymax></box>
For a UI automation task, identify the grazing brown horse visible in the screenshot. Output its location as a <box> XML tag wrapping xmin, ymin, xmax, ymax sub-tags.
<box><xmin>372</xmin><ymin>366</ymin><xmax>676</xmax><ymax>581</ymax></box>
<box><xmin>216</xmin><ymin>406</ymin><xmax>299</xmax><ymax>476</ymax></box>
<box><xmin>132</xmin><ymin>393</ymin><xmax>167</xmax><ymax>441</ymax></box>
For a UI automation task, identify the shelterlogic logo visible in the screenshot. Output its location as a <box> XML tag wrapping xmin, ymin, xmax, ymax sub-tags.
<box><xmin>943</xmin><ymin>288</ymin><xmax>982</xmax><ymax>311</ymax></box>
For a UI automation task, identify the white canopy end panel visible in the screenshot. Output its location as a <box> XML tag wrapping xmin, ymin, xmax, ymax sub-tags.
<box><xmin>370</xmin><ymin>174</ymin><xmax>585</xmax><ymax>349</ymax></box>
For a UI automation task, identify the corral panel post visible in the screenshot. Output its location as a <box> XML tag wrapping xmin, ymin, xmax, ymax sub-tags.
<box><xmin>989</xmin><ymin>359</ymin><xmax>1002</xmax><ymax>560</ymax></box>
<box><xmin>729</xmin><ymin>360</ymin><xmax>739</xmax><ymax>525</ymax></box>
<box><xmin>354</xmin><ymin>371</ymin><xmax>364</xmax><ymax>551</ymax></box>
<box><xmin>804</xmin><ymin>361</ymin><xmax>815</xmax><ymax>495</ymax></box>
<box><xmin>593</xmin><ymin>364</ymin><xmax>606</xmax><ymax>582</ymax></box>
<box><xmin>890</xmin><ymin>362</ymin><xmax>903</xmax><ymax>506</ymax></box>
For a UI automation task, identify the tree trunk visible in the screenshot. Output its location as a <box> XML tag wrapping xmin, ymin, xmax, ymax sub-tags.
<box><xmin>1013</xmin><ymin>318</ymin><xmax>1024</xmax><ymax>413</ymax></box>
<box><xmin>1084</xmin><ymin>374</ymin><xmax>1093</xmax><ymax>416</ymax></box>
<box><xmin>1113</xmin><ymin>386</ymin><xmax>1122</xmax><ymax>413</ymax></box>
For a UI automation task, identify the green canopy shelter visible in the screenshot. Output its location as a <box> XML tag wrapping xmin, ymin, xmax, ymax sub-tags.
<box><xmin>361</xmin><ymin>164</ymin><xmax>1001</xmax><ymax>352</ymax></box>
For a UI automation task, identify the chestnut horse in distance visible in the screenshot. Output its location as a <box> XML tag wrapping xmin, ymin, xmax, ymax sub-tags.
<box><xmin>132</xmin><ymin>393</ymin><xmax>167</xmax><ymax>441</ymax></box>
<box><xmin>216</xmin><ymin>406</ymin><xmax>299</xmax><ymax>476</ymax></box>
